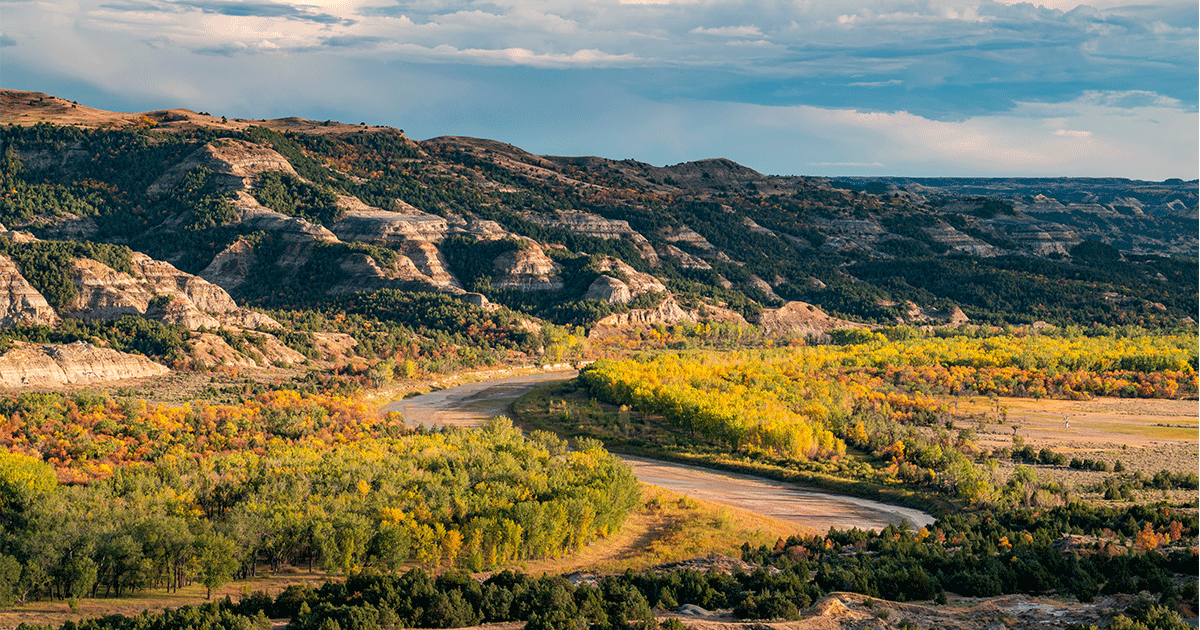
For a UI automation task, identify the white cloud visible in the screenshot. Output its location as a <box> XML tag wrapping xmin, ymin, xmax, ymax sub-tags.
<box><xmin>729</xmin><ymin>90</ymin><xmax>1196</xmax><ymax>177</ymax></box>
<box><xmin>689</xmin><ymin>25</ymin><xmax>761</xmax><ymax>37</ymax></box>
<box><xmin>2</xmin><ymin>0</ymin><xmax>1194</xmax><ymax>180</ymax></box>
<box><xmin>990</xmin><ymin>0</ymin><xmax>1151</xmax><ymax>11</ymax></box>
<box><xmin>808</xmin><ymin>161</ymin><xmax>887</xmax><ymax>167</ymax></box>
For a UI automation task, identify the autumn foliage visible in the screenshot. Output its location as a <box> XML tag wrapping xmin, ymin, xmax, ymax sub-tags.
<box><xmin>0</xmin><ymin>390</ymin><xmax>389</xmax><ymax>483</ymax></box>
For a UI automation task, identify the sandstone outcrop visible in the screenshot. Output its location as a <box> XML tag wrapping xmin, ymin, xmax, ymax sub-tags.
<box><xmin>658</xmin><ymin>244</ymin><xmax>711</xmax><ymax>270</ymax></box>
<box><xmin>660</xmin><ymin>226</ymin><xmax>718</xmax><ymax>254</ymax></box>
<box><xmin>694</xmin><ymin>304</ymin><xmax>749</xmax><ymax>325</ymax></box>
<box><xmin>188</xmin><ymin>331</ymin><xmax>305</xmax><ymax>368</ymax></box>
<box><xmin>147</xmin><ymin>140</ymin><xmax>298</xmax><ymax>195</ymax></box>
<box><xmin>131</xmin><ymin>253</ymin><xmax>239</xmax><ymax>313</ymax></box>
<box><xmin>57</xmin><ymin>252</ymin><xmax>265</xmax><ymax>331</ymax></box>
<box><xmin>662</xmin><ymin>227</ymin><xmax>734</xmax><ymax>263</ymax></box>
<box><xmin>145</xmin><ymin>297</ymin><xmax>221</xmax><ymax>329</ymax></box>
<box><xmin>591</xmin><ymin>296</ymin><xmax>694</xmax><ymax>332</ymax></box>
<box><xmin>0</xmin><ymin>256</ymin><xmax>59</xmax><ymax>327</ymax></box>
<box><xmin>492</xmin><ymin>245</ymin><xmax>562</xmax><ymax>291</ymax></box>
<box><xmin>748</xmin><ymin>275</ymin><xmax>782</xmax><ymax>302</ymax></box>
<box><xmin>330</xmin><ymin>203</ymin><xmax>450</xmax><ymax>245</ymax></box>
<box><xmin>592</xmin><ymin>257</ymin><xmax>667</xmax><ymax>295</ymax></box>
<box><xmin>924</xmin><ymin>225</ymin><xmax>1002</xmax><ymax>257</ymax></box>
<box><xmin>200</xmin><ymin>238</ymin><xmax>258</xmax><ymax>290</ymax></box>
<box><xmin>584</xmin><ymin>275</ymin><xmax>632</xmax><ymax>303</ymax></box>
<box><xmin>741</xmin><ymin>217</ymin><xmax>776</xmax><ymax>236</ymax></box>
<box><xmin>233</xmin><ymin>194</ymin><xmax>339</xmax><ymax>243</ymax></box>
<box><xmin>0</xmin><ymin>341</ymin><xmax>169</xmax><ymax>388</ymax></box>
<box><xmin>216</xmin><ymin>309</ymin><xmax>282</xmax><ymax>330</ymax></box>
<box><xmin>65</xmin><ymin>258</ymin><xmax>156</xmax><ymax>320</ymax></box>
<box><xmin>753</xmin><ymin>301</ymin><xmax>864</xmax><ymax>337</ymax></box>
<box><xmin>524</xmin><ymin>211</ymin><xmax>659</xmax><ymax>264</ymax></box>
<box><xmin>400</xmin><ymin>241</ymin><xmax>459</xmax><ymax>288</ymax></box>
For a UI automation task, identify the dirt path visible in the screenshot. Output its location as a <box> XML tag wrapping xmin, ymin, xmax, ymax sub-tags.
<box><xmin>622</xmin><ymin>455</ymin><xmax>934</xmax><ymax>530</ymax></box>
<box><xmin>381</xmin><ymin>371</ymin><xmax>579</xmax><ymax>428</ymax></box>
<box><xmin>390</xmin><ymin>373</ymin><xmax>936</xmax><ymax>532</ymax></box>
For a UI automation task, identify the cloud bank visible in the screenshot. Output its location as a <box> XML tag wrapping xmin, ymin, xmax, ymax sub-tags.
<box><xmin>1</xmin><ymin>0</ymin><xmax>1195</xmax><ymax>177</ymax></box>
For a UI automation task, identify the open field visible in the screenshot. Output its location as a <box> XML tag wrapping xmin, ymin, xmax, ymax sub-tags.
<box><xmin>953</xmin><ymin>395</ymin><xmax>1198</xmax><ymax>453</ymax></box>
<box><xmin>0</xmin><ymin>569</ymin><xmax>326</xmax><ymax>630</ymax></box>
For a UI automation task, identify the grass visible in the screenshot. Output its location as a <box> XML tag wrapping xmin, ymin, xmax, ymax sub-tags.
<box><xmin>520</xmin><ymin>484</ymin><xmax>799</xmax><ymax>576</ymax></box>
<box><xmin>0</xmin><ymin>571</ymin><xmax>327</xmax><ymax>630</ymax></box>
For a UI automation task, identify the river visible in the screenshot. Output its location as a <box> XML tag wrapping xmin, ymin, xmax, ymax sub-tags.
<box><xmin>382</xmin><ymin>370</ymin><xmax>936</xmax><ymax>532</ymax></box>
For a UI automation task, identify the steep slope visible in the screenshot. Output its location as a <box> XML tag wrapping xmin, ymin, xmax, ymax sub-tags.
<box><xmin>0</xmin><ymin>341</ymin><xmax>170</xmax><ymax>388</ymax></box>
<box><xmin>0</xmin><ymin>89</ymin><xmax>1194</xmax><ymax>331</ymax></box>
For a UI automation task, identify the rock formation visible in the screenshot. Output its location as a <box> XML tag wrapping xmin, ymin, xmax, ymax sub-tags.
<box><xmin>592</xmin><ymin>296</ymin><xmax>694</xmax><ymax>330</ymax></box>
<box><xmin>584</xmin><ymin>275</ymin><xmax>632</xmax><ymax>303</ymax></box>
<box><xmin>753</xmin><ymin>301</ymin><xmax>864</xmax><ymax>337</ymax></box>
<box><xmin>582</xmin><ymin>257</ymin><xmax>669</xmax><ymax>304</ymax></box>
<box><xmin>65</xmin><ymin>258</ymin><xmax>156</xmax><ymax>320</ymax></box>
<box><xmin>899</xmin><ymin>301</ymin><xmax>970</xmax><ymax>326</ymax></box>
<box><xmin>492</xmin><ymin>245</ymin><xmax>563</xmax><ymax>291</ymax></box>
<box><xmin>200</xmin><ymin>238</ymin><xmax>258</xmax><ymax>290</ymax></box>
<box><xmin>523</xmin><ymin>210</ymin><xmax>659</xmax><ymax>264</ymax></box>
<box><xmin>330</xmin><ymin>203</ymin><xmax>451</xmax><ymax>245</ymax></box>
<box><xmin>0</xmin><ymin>256</ymin><xmax>59</xmax><ymax>327</ymax></box>
<box><xmin>401</xmin><ymin>241</ymin><xmax>460</xmax><ymax>288</ymax></box>
<box><xmin>0</xmin><ymin>341</ymin><xmax>169</xmax><ymax>388</ymax></box>
<box><xmin>658</xmin><ymin>244</ymin><xmax>711</xmax><ymax>270</ymax></box>
<box><xmin>147</xmin><ymin>140</ymin><xmax>298</xmax><ymax>195</ymax></box>
<box><xmin>131</xmin><ymin>253</ymin><xmax>240</xmax><ymax>313</ymax></box>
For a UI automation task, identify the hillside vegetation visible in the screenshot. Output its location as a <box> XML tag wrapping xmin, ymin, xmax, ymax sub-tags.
<box><xmin>0</xmin><ymin>91</ymin><xmax>1196</xmax><ymax>630</ymax></box>
<box><xmin>0</xmin><ymin>90</ymin><xmax>1195</xmax><ymax>337</ymax></box>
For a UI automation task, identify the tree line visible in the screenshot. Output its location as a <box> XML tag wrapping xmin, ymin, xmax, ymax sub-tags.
<box><xmin>10</xmin><ymin>502</ymin><xmax>1196</xmax><ymax>629</ymax></box>
<box><xmin>0</xmin><ymin>418</ymin><xmax>640</xmax><ymax>606</ymax></box>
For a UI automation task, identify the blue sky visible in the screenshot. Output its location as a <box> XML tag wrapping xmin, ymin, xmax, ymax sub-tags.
<box><xmin>2</xmin><ymin>0</ymin><xmax>1196</xmax><ymax>178</ymax></box>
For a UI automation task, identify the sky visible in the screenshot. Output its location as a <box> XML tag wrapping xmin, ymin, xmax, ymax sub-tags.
<box><xmin>1</xmin><ymin>0</ymin><xmax>1196</xmax><ymax>178</ymax></box>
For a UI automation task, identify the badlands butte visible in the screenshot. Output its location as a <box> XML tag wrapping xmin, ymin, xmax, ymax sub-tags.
<box><xmin>0</xmin><ymin>89</ymin><xmax>1198</xmax><ymax>630</ymax></box>
<box><xmin>0</xmin><ymin>88</ymin><xmax>1195</xmax><ymax>386</ymax></box>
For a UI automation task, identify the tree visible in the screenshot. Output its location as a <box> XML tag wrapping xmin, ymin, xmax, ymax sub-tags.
<box><xmin>194</xmin><ymin>531</ymin><xmax>238</xmax><ymax>599</ymax></box>
<box><xmin>0</xmin><ymin>555</ymin><xmax>21</xmax><ymax>607</ymax></box>
<box><xmin>0</xmin><ymin>451</ymin><xmax>56</xmax><ymax>518</ymax></box>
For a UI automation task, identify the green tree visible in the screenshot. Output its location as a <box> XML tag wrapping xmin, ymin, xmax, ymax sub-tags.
<box><xmin>194</xmin><ymin>531</ymin><xmax>238</xmax><ymax>599</ymax></box>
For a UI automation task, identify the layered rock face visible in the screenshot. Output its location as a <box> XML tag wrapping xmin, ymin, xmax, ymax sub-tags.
<box><xmin>200</xmin><ymin>239</ymin><xmax>258</xmax><ymax>290</ymax></box>
<box><xmin>661</xmin><ymin>225</ymin><xmax>735</xmax><ymax>263</ymax></box>
<box><xmin>900</xmin><ymin>301</ymin><xmax>970</xmax><ymax>326</ymax></box>
<box><xmin>330</xmin><ymin>204</ymin><xmax>450</xmax><ymax>245</ymax></box>
<box><xmin>60</xmin><ymin>253</ymin><xmax>277</xmax><ymax>331</ymax></box>
<box><xmin>584</xmin><ymin>257</ymin><xmax>669</xmax><ymax>303</ymax></box>
<box><xmin>753</xmin><ymin>301</ymin><xmax>864</xmax><ymax>337</ymax></box>
<box><xmin>523</xmin><ymin>210</ymin><xmax>659</xmax><ymax>264</ymax></box>
<box><xmin>0</xmin><ymin>341</ymin><xmax>170</xmax><ymax>388</ymax></box>
<box><xmin>147</xmin><ymin>140</ymin><xmax>299</xmax><ymax>195</ymax></box>
<box><xmin>0</xmin><ymin>256</ymin><xmax>59</xmax><ymax>327</ymax></box>
<box><xmin>131</xmin><ymin>253</ymin><xmax>239</xmax><ymax>313</ymax></box>
<box><xmin>593</xmin><ymin>257</ymin><xmax>666</xmax><ymax>294</ymax></box>
<box><xmin>593</xmin><ymin>296</ymin><xmax>694</xmax><ymax>329</ymax></box>
<box><xmin>65</xmin><ymin>258</ymin><xmax>156</xmax><ymax>320</ymax></box>
<box><xmin>748</xmin><ymin>275</ymin><xmax>782</xmax><ymax>302</ymax></box>
<box><xmin>584</xmin><ymin>275</ymin><xmax>631</xmax><ymax>303</ymax></box>
<box><xmin>401</xmin><ymin>241</ymin><xmax>460</xmax><ymax>288</ymax></box>
<box><xmin>658</xmin><ymin>244</ymin><xmax>711</xmax><ymax>270</ymax></box>
<box><xmin>924</xmin><ymin>225</ymin><xmax>1002</xmax><ymax>257</ymax></box>
<box><xmin>492</xmin><ymin>245</ymin><xmax>562</xmax><ymax>291</ymax></box>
